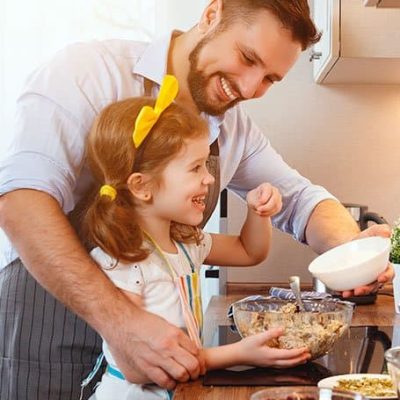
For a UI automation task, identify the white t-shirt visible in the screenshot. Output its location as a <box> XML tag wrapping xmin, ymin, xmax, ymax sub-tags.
<box><xmin>89</xmin><ymin>233</ymin><xmax>212</xmax><ymax>400</ymax></box>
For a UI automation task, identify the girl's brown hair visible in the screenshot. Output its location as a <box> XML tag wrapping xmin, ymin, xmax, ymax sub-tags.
<box><xmin>83</xmin><ymin>97</ymin><xmax>208</xmax><ymax>263</ymax></box>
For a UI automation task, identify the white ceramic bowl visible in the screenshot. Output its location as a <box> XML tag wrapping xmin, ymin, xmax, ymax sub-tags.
<box><xmin>308</xmin><ymin>237</ymin><xmax>390</xmax><ymax>291</ymax></box>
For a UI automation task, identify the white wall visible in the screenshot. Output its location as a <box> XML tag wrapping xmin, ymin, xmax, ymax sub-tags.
<box><xmin>156</xmin><ymin>1</ymin><xmax>205</xmax><ymax>32</ymax></box>
<box><xmin>226</xmin><ymin>52</ymin><xmax>400</xmax><ymax>285</ymax></box>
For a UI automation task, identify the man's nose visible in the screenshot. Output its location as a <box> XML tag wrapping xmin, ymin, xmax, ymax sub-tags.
<box><xmin>238</xmin><ymin>72</ymin><xmax>268</xmax><ymax>99</ymax></box>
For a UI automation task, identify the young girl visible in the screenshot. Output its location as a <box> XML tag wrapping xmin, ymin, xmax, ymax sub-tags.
<box><xmin>83</xmin><ymin>76</ymin><xmax>310</xmax><ymax>400</ymax></box>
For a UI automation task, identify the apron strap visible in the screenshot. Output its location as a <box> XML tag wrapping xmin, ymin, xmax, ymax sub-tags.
<box><xmin>176</xmin><ymin>242</ymin><xmax>195</xmax><ymax>273</ymax></box>
<box><xmin>143</xmin><ymin>77</ymin><xmax>154</xmax><ymax>96</ymax></box>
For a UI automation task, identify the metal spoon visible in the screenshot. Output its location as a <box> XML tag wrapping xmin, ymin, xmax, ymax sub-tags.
<box><xmin>289</xmin><ymin>275</ymin><xmax>306</xmax><ymax>312</ymax></box>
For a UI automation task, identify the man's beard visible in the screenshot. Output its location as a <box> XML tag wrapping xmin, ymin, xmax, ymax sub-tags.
<box><xmin>187</xmin><ymin>35</ymin><xmax>240</xmax><ymax>116</ymax></box>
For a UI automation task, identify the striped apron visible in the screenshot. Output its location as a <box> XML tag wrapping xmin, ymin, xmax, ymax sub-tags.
<box><xmin>0</xmin><ymin>149</ymin><xmax>220</xmax><ymax>399</ymax></box>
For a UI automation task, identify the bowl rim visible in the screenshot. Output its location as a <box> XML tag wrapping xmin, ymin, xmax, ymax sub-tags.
<box><xmin>232</xmin><ymin>296</ymin><xmax>355</xmax><ymax>311</ymax></box>
<box><xmin>250</xmin><ymin>385</ymin><xmax>367</xmax><ymax>399</ymax></box>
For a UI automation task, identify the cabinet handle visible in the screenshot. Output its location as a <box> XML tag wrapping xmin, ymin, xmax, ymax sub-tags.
<box><xmin>309</xmin><ymin>51</ymin><xmax>322</xmax><ymax>62</ymax></box>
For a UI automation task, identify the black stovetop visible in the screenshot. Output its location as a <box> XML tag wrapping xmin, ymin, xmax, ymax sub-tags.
<box><xmin>203</xmin><ymin>325</ymin><xmax>396</xmax><ymax>386</ymax></box>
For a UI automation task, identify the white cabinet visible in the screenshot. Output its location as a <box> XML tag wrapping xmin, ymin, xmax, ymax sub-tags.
<box><xmin>312</xmin><ymin>0</ymin><xmax>400</xmax><ymax>84</ymax></box>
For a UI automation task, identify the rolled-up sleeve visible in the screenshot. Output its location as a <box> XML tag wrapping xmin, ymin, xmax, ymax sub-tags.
<box><xmin>0</xmin><ymin>42</ymin><xmax>115</xmax><ymax>213</ymax></box>
<box><xmin>0</xmin><ymin>97</ymin><xmax>86</xmax><ymax>211</ymax></box>
<box><xmin>223</xmin><ymin>106</ymin><xmax>337</xmax><ymax>243</ymax></box>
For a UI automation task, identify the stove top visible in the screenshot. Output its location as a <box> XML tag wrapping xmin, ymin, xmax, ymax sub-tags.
<box><xmin>203</xmin><ymin>325</ymin><xmax>396</xmax><ymax>386</ymax></box>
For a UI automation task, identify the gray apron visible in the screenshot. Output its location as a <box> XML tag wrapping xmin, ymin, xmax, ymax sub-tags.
<box><xmin>0</xmin><ymin>84</ymin><xmax>221</xmax><ymax>399</ymax></box>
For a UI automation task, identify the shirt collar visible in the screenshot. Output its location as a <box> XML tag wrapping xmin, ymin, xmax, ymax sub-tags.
<box><xmin>133</xmin><ymin>32</ymin><xmax>173</xmax><ymax>86</ymax></box>
<box><xmin>133</xmin><ymin>31</ymin><xmax>225</xmax><ymax>144</ymax></box>
<box><xmin>202</xmin><ymin>113</ymin><xmax>224</xmax><ymax>144</ymax></box>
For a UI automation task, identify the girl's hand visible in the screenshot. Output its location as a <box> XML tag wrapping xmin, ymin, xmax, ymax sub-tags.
<box><xmin>246</xmin><ymin>183</ymin><xmax>282</xmax><ymax>217</ymax></box>
<box><xmin>237</xmin><ymin>328</ymin><xmax>311</xmax><ymax>368</ymax></box>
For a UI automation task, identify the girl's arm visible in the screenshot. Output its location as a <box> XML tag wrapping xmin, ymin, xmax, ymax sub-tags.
<box><xmin>201</xmin><ymin>329</ymin><xmax>310</xmax><ymax>370</ymax></box>
<box><xmin>205</xmin><ymin>183</ymin><xmax>282</xmax><ymax>267</ymax></box>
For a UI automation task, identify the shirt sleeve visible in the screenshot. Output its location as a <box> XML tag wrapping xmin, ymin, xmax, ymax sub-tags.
<box><xmin>185</xmin><ymin>232</ymin><xmax>212</xmax><ymax>273</ymax></box>
<box><xmin>225</xmin><ymin>106</ymin><xmax>338</xmax><ymax>243</ymax></box>
<box><xmin>90</xmin><ymin>247</ymin><xmax>145</xmax><ymax>295</ymax></box>
<box><xmin>0</xmin><ymin>41</ymin><xmax>116</xmax><ymax>213</ymax></box>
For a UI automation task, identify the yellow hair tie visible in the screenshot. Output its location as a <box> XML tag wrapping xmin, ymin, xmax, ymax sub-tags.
<box><xmin>99</xmin><ymin>184</ymin><xmax>117</xmax><ymax>201</ymax></box>
<box><xmin>132</xmin><ymin>74</ymin><xmax>179</xmax><ymax>148</ymax></box>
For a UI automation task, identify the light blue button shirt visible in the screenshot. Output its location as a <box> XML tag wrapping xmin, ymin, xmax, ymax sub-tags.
<box><xmin>0</xmin><ymin>33</ymin><xmax>336</xmax><ymax>269</ymax></box>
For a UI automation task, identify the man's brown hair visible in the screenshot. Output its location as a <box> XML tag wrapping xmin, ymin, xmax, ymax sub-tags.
<box><xmin>220</xmin><ymin>0</ymin><xmax>321</xmax><ymax>50</ymax></box>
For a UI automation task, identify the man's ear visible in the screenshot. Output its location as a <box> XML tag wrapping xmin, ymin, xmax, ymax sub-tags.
<box><xmin>198</xmin><ymin>0</ymin><xmax>223</xmax><ymax>34</ymax></box>
<box><xmin>127</xmin><ymin>173</ymin><xmax>153</xmax><ymax>202</ymax></box>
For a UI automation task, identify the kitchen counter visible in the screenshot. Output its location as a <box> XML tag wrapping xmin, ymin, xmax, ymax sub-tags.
<box><xmin>173</xmin><ymin>293</ymin><xmax>400</xmax><ymax>400</ymax></box>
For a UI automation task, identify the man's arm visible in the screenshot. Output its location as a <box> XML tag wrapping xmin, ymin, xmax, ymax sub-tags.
<box><xmin>305</xmin><ymin>199</ymin><xmax>360</xmax><ymax>254</ymax></box>
<box><xmin>305</xmin><ymin>199</ymin><xmax>393</xmax><ymax>296</ymax></box>
<box><xmin>0</xmin><ymin>189</ymin><xmax>203</xmax><ymax>388</ymax></box>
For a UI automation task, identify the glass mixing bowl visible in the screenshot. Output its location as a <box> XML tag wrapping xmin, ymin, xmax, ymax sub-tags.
<box><xmin>250</xmin><ymin>386</ymin><xmax>366</xmax><ymax>400</ymax></box>
<box><xmin>232</xmin><ymin>297</ymin><xmax>354</xmax><ymax>360</ymax></box>
<box><xmin>385</xmin><ymin>346</ymin><xmax>400</xmax><ymax>398</ymax></box>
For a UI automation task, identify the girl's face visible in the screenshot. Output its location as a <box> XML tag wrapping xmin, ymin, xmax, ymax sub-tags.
<box><xmin>151</xmin><ymin>135</ymin><xmax>215</xmax><ymax>226</ymax></box>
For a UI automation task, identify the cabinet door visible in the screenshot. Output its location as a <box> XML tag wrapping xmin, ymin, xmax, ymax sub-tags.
<box><xmin>312</xmin><ymin>0</ymin><xmax>340</xmax><ymax>83</ymax></box>
<box><xmin>341</xmin><ymin>0</ymin><xmax>400</xmax><ymax>58</ymax></box>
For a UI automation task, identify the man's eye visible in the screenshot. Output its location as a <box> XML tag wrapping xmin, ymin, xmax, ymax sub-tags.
<box><xmin>242</xmin><ymin>52</ymin><xmax>253</xmax><ymax>65</ymax></box>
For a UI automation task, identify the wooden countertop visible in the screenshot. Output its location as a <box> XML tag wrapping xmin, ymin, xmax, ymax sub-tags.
<box><xmin>173</xmin><ymin>293</ymin><xmax>400</xmax><ymax>400</ymax></box>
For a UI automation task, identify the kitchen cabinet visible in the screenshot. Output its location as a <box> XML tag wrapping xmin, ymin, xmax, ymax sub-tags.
<box><xmin>311</xmin><ymin>0</ymin><xmax>400</xmax><ymax>84</ymax></box>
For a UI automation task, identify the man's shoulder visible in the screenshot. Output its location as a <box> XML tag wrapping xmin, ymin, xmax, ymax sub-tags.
<box><xmin>22</xmin><ymin>38</ymin><xmax>149</xmax><ymax>118</ymax></box>
<box><xmin>42</xmin><ymin>38</ymin><xmax>149</xmax><ymax>76</ymax></box>
<box><xmin>82</xmin><ymin>38</ymin><xmax>149</xmax><ymax>62</ymax></box>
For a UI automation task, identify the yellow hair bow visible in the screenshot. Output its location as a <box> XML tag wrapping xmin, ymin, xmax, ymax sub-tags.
<box><xmin>132</xmin><ymin>74</ymin><xmax>179</xmax><ymax>148</ymax></box>
<box><xmin>99</xmin><ymin>184</ymin><xmax>117</xmax><ymax>201</ymax></box>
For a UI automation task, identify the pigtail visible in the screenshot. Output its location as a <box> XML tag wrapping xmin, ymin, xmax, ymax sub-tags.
<box><xmin>82</xmin><ymin>101</ymin><xmax>153</xmax><ymax>264</ymax></box>
<box><xmin>83</xmin><ymin>183</ymin><xmax>149</xmax><ymax>263</ymax></box>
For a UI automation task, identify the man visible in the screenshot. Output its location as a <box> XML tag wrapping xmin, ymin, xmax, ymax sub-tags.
<box><xmin>0</xmin><ymin>0</ymin><xmax>392</xmax><ymax>399</ymax></box>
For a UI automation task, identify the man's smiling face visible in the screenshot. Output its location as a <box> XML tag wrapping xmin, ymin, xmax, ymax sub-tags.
<box><xmin>187</xmin><ymin>10</ymin><xmax>302</xmax><ymax>116</ymax></box>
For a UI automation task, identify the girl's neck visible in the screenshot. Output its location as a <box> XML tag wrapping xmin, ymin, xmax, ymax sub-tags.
<box><xmin>139</xmin><ymin>218</ymin><xmax>177</xmax><ymax>254</ymax></box>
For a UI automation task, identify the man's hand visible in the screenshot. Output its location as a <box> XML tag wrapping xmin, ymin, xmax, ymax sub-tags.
<box><xmin>341</xmin><ymin>224</ymin><xmax>393</xmax><ymax>298</ymax></box>
<box><xmin>107</xmin><ymin>308</ymin><xmax>205</xmax><ymax>389</ymax></box>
